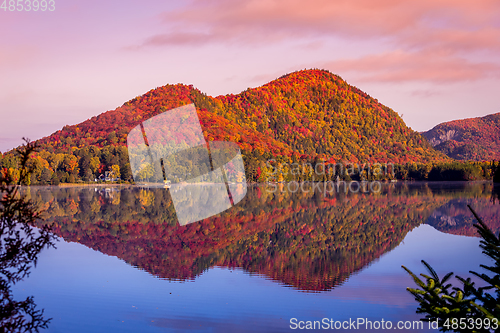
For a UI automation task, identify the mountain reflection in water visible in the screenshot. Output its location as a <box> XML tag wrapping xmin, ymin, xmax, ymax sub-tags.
<box><xmin>23</xmin><ymin>182</ymin><xmax>499</xmax><ymax>293</ymax></box>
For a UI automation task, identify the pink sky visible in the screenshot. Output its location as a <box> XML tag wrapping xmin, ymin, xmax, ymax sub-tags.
<box><xmin>1</xmin><ymin>0</ymin><xmax>499</xmax><ymax>152</ymax></box>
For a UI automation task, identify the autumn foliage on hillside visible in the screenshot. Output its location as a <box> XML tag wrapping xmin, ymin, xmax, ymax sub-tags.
<box><xmin>1</xmin><ymin>69</ymin><xmax>449</xmax><ymax>184</ymax></box>
<box><xmin>422</xmin><ymin>112</ymin><xmax>500</xmax><ymax>161</ymax></box>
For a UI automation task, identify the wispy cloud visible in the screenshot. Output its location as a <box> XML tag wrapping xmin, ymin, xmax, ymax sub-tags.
<box><xmin>324</xmin><ymin>50</ymin><xmax>500</xmax><ymax>83</ymax></box>
<box><xmin>134</xmin><ymin>0</ymin><xmax>500</xmax><ymax>84</ymax></box>
<box><xmin>410</xmin><ymin>89</ymin><xmax>442</xmax><ymax>98</ymax></box>
<box><xmin>141</xmin><ymin>0</ymin><xmax>500</xmax><ymax>44</ymax></box>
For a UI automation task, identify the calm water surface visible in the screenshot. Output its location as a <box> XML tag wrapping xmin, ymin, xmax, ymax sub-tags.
<box><xmin>11</xmin><ymin>182</ymin><xmax>500</xmax><ymax>332</ymax></box>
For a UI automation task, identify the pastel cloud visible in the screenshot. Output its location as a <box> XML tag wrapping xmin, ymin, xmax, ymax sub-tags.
<box><xmin>144</xmin><ymin>0</ymin><xmax>499</xmax><ymax>43</ymax></box>
<box><xmin>137</xmin><ymin>0</ymin><xmax>500</xmax><ymax>83</ymax></box>
<box><xmin>324</xmin><ymin>50</ymin><xmax>500</xmax><ymax>83</ymax></box>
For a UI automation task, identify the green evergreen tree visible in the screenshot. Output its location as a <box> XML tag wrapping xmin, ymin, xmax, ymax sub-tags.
<box><xmin>403</xmin><ymin>205</ymin><xmax>500</xmax><ymax>332</ymax></box>
<box><xmin>0</xmin><ymin>138</ymin><xmax>55</xmax><ymax>331</ymax></box>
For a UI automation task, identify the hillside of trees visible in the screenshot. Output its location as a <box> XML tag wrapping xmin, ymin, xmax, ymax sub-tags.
<box><xmin>0</xmin><ymin>69</ymin><xmax>451</xmax><ymax>184</ymax></box>
<box><xmin>421</xmin><ymin>112</ymin><xmax>500</xmax><ymax>161</ymax></box>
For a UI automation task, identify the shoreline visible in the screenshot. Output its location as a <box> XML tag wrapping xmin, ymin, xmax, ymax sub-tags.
<box><xmin>19</xmin><ymin>179</ymin><xmax>495</xmax><ymax>188</ymax></box>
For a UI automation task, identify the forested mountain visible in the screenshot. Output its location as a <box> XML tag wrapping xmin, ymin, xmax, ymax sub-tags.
<box><xmin>1</xmin><ymin>69</ymin><xmax>449</xmax><ymax>184</ymax></box>
<box><xmin>422</xmin><ymin>112</ymin><xmax>500</xmax><ymax>161</ymax></box>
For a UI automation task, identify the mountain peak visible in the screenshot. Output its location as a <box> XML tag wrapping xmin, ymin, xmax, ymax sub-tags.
<box><xmin>422</xmin><ymin>112</ymin><xmax>500</xmax><ymax>161</ymax></box>
<box><xmin>34</xmin><ymin>69</ymin><xmax>446</xmax><ymax>167</ymax></box>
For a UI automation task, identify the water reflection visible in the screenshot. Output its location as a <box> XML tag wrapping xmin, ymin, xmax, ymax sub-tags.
<box><xmin>492</xmin><ymin>184</ymin><xmax>500</xmax><ymax>204</ymax></box>
<box><xmin>1</xmin><ymin>185</ymin><xmax>56</xmax><ymax>332</ymax></box>
<box><xmin>25</xmin><ymin>182</ymin><xmax>499</xmax><ymax>293</ymax></box>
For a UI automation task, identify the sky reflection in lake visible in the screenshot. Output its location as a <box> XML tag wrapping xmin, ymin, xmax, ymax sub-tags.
<box><xmin>11</xmin><ymin>182</ymin><xmax>500</xmax><ymax>332</ymax></box>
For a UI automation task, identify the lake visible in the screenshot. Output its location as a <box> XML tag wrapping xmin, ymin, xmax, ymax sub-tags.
<box><xmin>8</xmin><ymin>182</ymin><xmax>500</xmax><ymax>332</ymax></box>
